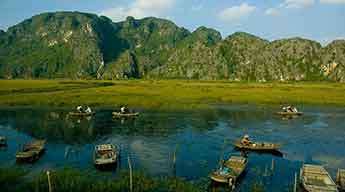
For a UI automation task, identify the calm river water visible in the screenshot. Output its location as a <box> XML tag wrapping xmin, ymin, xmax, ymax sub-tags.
<box><xmin>0</xmin><ymin>105</ymin><xmax>344</xmax><ymax>191</ymax></box>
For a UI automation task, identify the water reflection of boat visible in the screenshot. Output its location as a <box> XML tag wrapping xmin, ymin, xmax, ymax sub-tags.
<box><xmin>93</xmin><ymin>144</ymin><xmax>119</xmax><ymax>170</ymax></box>
<box><xmin>234</xmin><ymin>140</ymin><xmax>282</xmax><ymax>156</ymax></box>
<box><xmin>112</xmin><ymin>112</ymin><xmax>139</xmax><ymax>117</ymax></box>
<box><xmin>337</xmin><ymin>169</ymin><xmax>345</xmax><ymax>191</ymax></box>
<box><xmin>16</xmin><ymin>139</ymin><xmax>46</xmax><ymax>163</ymax></box>
<box><xmin>300</xmin><ymin>164</ymin><xmax>338</xmax><ymax>192</ymax></box>
<box><xmin>0</xmin><ymin>136</ymin><xmax>7</xmax><ymax>146</ymax></box>
<box><xmin>209</xmin><ymin>156</ymin><xmax>247</xmax><ymax>190</ymax></box>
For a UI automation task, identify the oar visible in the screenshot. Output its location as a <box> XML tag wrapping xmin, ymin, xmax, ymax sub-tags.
<box><xmin>172</xmin><ymin>143</ymin><xmax>180</xmax><ymax>178</ymax></box>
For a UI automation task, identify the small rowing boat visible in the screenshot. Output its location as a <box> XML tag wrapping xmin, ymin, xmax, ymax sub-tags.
<box><xmin>112</xmin><ymin>112</ymin><xmax>139</xmax><ymax>117</ymax></box>
<box><xmin>234</xmin><ymin>140</ymin><xmax>281</xmax><ymax>152</ymax></box>
<box><xmin>93</xmin><ymin>144</ymin><xmax>119</xmax><ymax>169</ymax></box>
<box><xmin>210</xmin><ymin>156</ymin><xmax>247</xmax><ymax>189</ymax></box>
<box><xmin>276</xmin><ymin>111</ymin><xmax>303</xmax><ymax>116</ymax></box>
<box><xmin>300</xmin><ymin>164</ymin><xmax>338</xmax><ymax>192</ymax></box>
<box><xmin>16</xmin><ymin>139</ymin><xmax>46</xmax><ymax>163</ymax></box>
<box><xmin>68</xmin><ymin>112</ymin><xmax>95</xmax><ymax>116</ymax></box>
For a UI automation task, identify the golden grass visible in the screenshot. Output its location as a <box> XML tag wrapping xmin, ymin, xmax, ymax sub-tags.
<box><xmin>0</xmin><ymin>80</ymin><xmax>344</xmax><ymax>109</ymax></box>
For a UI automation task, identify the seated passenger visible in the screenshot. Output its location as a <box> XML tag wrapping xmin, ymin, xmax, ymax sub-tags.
<box><xmin>85</xmin><ymin>106</ymin><xmax>92</xmax><ymax>113</ymax></box>
<box><xmin>120</xmin><ymin>106</ymin><xmax>126</xmax><ymax>114</ymax></box>
<box><xmin>241</xmin><ymin>135</ymin><xmax>251</xmax><ymax>146</ymax></box>
<box><xmin>77</xmin><ymin>106</ymin><xmax>83</xmax><ymax>113</ymax></box>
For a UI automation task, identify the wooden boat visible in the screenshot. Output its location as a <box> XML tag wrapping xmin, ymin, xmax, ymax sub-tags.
<box><xmin>300</xmin><ymin>164</ymin><xmax>338</xmax><ymax>192</ymax></box>
<box><xmin>112</xmin><ymin>112</ymin><xmax>139</xmax><ymax>117</ymax></box>
<box><xmin>337</xmin><ymin>169</ymin><xmax>345</xmax><ymax>191</ymax></box>
<box><xmin>209</xmin><ymin>156</ymin><xmax>247</xmax><ymax>189</ymax></box>
<box><xmin>234</xmin><ymin>140</ymin><xmax>281</xmax><ymax>152</ymax></box>
<box><xmin>93</xmin><ymin>144</ymin><xmax>118</xmax><ymax>168</ymax></box>
<box><xmin>68</xmin><ymin>111</ymin><xmax>95</xmax><ymax>117</ymax></box>
<box><xmin>276</xmin><ymin>111</ymin><xmax>303</xmax><ymax>116</ymax></box>
<box><xmin>16</xmin><ymin>139</ymin><xmax>46</xmax><ymax>162</ymax></box>
<box><xmin>0</xmin><ymin>136</ymin><xmax>6</xmax><ymax>146</ymax></box>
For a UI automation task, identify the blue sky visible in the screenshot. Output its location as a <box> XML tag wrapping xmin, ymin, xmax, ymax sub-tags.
<box><xmin>0</xmin><ymin>0</ymin><xmax>344</xmax><ymax>44</ymax></box>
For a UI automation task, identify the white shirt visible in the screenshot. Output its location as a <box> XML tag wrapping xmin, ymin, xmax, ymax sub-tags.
<box><xmin>85</xmin><ymin>107</ymin><xmax>92</xmax><ymax>113</ymax></box>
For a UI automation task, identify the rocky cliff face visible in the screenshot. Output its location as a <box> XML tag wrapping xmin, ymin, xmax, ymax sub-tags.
<box><xmin>0</xmin><ymin>12</ymin><xmax>116</xmax><ymax>78</ymax></box>
<box><xmin>0</xmin><ymin>11</ymin><xmax>344</xmax><ymax>81</ymax></box>
<box><xmin>321</xmin><ymin>40</ymin><xmax>345</xmax><ymax>82</ymax></box>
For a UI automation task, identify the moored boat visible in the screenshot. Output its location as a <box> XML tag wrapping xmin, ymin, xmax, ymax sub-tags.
<box><xmin>209</xmin><ymin>156</ymin><xmax>247</xmax><ymax>189</ymax></box>
<box><xmin>234</xmin><ymin>140</ymin><xmax>281</xmax><ymax>152</ymax></box>
<box><xmin>112</xmin><ymin>112</ymin><xmax>139</xmax><ymax>117</ymax></box>
<box><xmin>16</xmin><ymin>139</ymin><xmax>46</xmax><ymax>163</ymax></box>
<box><xmin>300</xmin><ymin>164</ymin><xmax>338</xmax><ymax>192</ymax></box>
<box><xmin>337</xmin><ymin>169</ymin><xmax>345</xmax><ymax>191</ymax></box>
<box><xmin>0</xmin><ymin>136</ymin><xmax>6</xmax><ymax>146</ymax></box>
<box><xmin>93</xmin><ymin>144</ymin><xmax>119</xmax><ymax>169</ymax></box>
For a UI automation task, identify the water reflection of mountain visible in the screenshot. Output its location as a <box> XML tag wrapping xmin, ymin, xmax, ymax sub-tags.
<box><xmin>0</xmin><ymin>108</ymin><xmax>228</xmax><ymax>143</ymax></box>
<box><xmin>0</xmin><ymin>107</ymin><xmax>283</xmax><ymax>144</ymax></box>
<box><xmin>0</xmin><ymin>109</ymin><xmax>105</xmax><ymax>144</ymax></box>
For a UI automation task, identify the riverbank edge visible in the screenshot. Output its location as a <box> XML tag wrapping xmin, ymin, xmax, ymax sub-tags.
<box><xmin>0</xmin><ymin>166</ymin><xmax>268</xmax><ymax>192</ymax></box>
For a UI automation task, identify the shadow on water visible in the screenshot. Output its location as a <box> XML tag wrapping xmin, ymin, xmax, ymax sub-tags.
<box><xmin>0</xmin><ymin>105</ymin><xmax>344</xmax><ymax>191</ymax></box>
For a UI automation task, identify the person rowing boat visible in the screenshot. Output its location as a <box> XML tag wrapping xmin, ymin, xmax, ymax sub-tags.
<box><xmin>113</xmin><ymin>106</ymin><xmax>139</xmax><ymax>117</ymax></box>
<box><xmin>77</xmin><ymin>105</ymin><xmax>83</xmax><ymax>113</ymax></box>
<box><xmin>282</xmin><ymin>105</ymin><xmax>298</xmax><ymax>113</ymax></box>
<box><xmin>85</xmin><ymin>106</ymin><xmax>92</xmax><ymax>113</ymax></box>
<box><xmin>69</xmin><ymin>106</ymin><xmax>94</xmax><ymax>117</ymax></box>
<box><xmin>120</xmin><ymin>105</ymin><xmax>130</xmax><ymax>114</ymax></box>
<box><xmin>241</xmin><ymin>134</ymin><xmax>252</xmax><ymax>146</ymax></box>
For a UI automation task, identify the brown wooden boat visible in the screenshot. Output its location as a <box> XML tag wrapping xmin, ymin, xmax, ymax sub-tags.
<box><xmin>337</xmin><ymin>169</ymin><xmax>345</xmax><ymax>191</ymax></box>
<box><xmin>209</xmin><ymin>156</ymin><xmax>247</xmax><ymax>189</ymax></box>
<box><xmin>300</xmin><ymin>164</ymin><xmax>338</xmax><ymax>192</ymax></box>
<box><xmin>16</xmin><ymin>139</ymin><xmax>46</xmax><ymax>162</ymax></box>
<box><xmin>93</xmin><ymin>144</ymin><xmax>119</xmax><ymax>169</ymax></box>
<box><xmin>234</xmin><ymin>140</ymin><xmax>281</xmax><ymax>152</ymax></box>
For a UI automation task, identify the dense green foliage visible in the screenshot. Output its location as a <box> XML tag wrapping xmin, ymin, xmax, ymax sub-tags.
<box><xmin>0</xmin><ymin>11</ymin><xmax>344</xmax><ymax>81</ymax></box>
<box><xmin>0</xmin><ymin>167</ymin><xmax>202</xmax><ymax>192</ymax></box>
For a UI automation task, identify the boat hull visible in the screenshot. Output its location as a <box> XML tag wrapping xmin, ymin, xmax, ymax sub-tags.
<box><xmin>68</xmin><ymin>112</ymin><xmax>95</xmax><ymax>117</ymax></box>
<box><xmin>276</xmin><ymin>112</ymin><xmax>303</xmax><ymax>116</ymax></box>
<box><xmin>16</xmin><ymin>140</ymin><xmax>46</xmax><ymax>163</ymax></box>
<box><xmin>300</xmin><ymin>164</ymin><xmax>338</xmax><ymax>192</ymax></box>
<box><xmin>209</xmin><ymin>173</ymin><xmax>231</xmax><ymax>183</ymax></box>
<box><xmin>93</xmin><ymin>144</ymin><xmax>119</xmax><ymax>171</ymax></box>
<box><xmin>112</xmin><ymin>112</ymin><xmax>139</xmax><ymax>117</ymax></box>
<box><xmin>16</xmin><ymin>150</ymin><xmax>45</xmax><ymax>163</ymax></box>
<box><xmin>209</xmin><ymin>156</ymin><xmax>247</xmax><ymax>189</ymax></box>
<box><xmin>337</xmin><ymin>169</ymin><xmax>345</xmax><ymax>191</ymax></box>
<box><xmin>94</xmin><ymin>161</ymin><xmax>118</xmax><ymax>170</ymax></box>
<box><xmin>234</xmin><ymin>141</ymin><xmax>280</xmax><ymax>151</ymax></box>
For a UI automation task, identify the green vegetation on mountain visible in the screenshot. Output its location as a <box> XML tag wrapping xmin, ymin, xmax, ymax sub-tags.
<box><xmin>0</xmin><ymin>11</ymin><xmax>344</xmax><ymax>81</ymax></box>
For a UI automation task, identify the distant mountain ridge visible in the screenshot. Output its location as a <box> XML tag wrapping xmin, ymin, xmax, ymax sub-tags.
<box><xmin>0</xmin><ymin>11</ymin><xmax>344</xmax><ymax>82</ymax></box>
